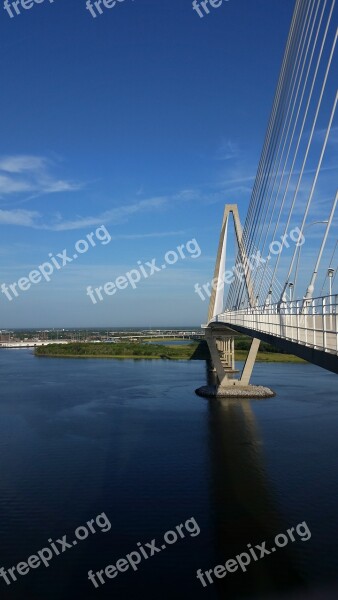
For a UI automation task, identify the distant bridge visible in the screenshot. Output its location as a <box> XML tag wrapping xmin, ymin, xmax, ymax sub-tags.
<box><xmin>0</xmin><ymin>341</ymin><xmax>69</xmax><ymax>349</ymax></box>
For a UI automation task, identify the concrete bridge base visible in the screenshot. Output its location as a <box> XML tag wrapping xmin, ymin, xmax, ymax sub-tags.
<box><xmin>195</xmin><ymin>384</ymin><xmax>275</xmax><ymax>399</ymax></box>
<box><xmin>203</xmin><ymin>325</ymin><xmax>270</xmax><ymax>388</ymax></box>
<box><xmin>197</xmin><ymin>325</ymin><xmax>275</xmax><ymax>398</ymax></box>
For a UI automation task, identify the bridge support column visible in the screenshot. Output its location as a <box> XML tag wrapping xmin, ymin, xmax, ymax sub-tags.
<box><xmin>205</xmin><ymin>329</ymin><xmax>229</xmax><ymax>386</ymax></box>
<box><xmin>239</xmin><ymin>338</ymin><xmax>261</xmax><ymax>385</ymax></box>
<box><xmin>197</xmin><ymin>327</ymin><xmax>274</xmax><ymax>398</ymax></box>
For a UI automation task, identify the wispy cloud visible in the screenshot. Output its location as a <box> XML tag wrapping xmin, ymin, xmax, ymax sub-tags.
<box><xmin>109</xmin><ymin>230</ymin><xmax>185</xmax><ymax>240</ymax></box>
<box><xmin>0</xmin><ymin>208</ymin><xmax>40</xmax><ymax>227</ymax></box>
<box><xmin>215</xmin><ymin>139</ymin><xmax>240</xmax><ymax>161</ymax></box>
<box><xmin>0</xmin><ymin>196</ymin><xmax>168</xmax><ymax>231</ymax></box>
<box><xmin>0</xmin><ymin>155</ymin><xmax>46</xmax><ymax>173</ymax></box>
<box><xmin>44</xmin><ymin>197</ymin><xmax>167</xmax><ymax>231</ymax></box>
<box><xmin>0</xmin><ymin>145</ymin><xmax>254</xmax><ymax>231</ymax></box>
<box><xmin>0</xmin><ymin>154</ymin><xmax>81</xmax><ymax>198</ymax></box>
<box><xmin>314</xmin><ymin>125</ymin><xmax>338</xmax><ymax>146</ymax></box>
<box><xmin>174</xmin><ymin>189</ymin><xmax>202</xmax><ymax>202</ymax></box>
<box><xmin>0</xmin><ymin>175</ymin><xmax>33</xmax><ymax>194</ymax></box>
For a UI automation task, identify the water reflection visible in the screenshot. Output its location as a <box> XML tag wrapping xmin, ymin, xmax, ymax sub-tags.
<box><xmin>207</xmin><ymin>373</ymin><xmax>305</xmax><ymax>598</ymax></box>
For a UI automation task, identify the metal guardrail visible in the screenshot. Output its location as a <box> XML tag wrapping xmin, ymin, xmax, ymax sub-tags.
<box><xmin>211</xmin><ymin>295</ymin><xmax>338</xmax><ymax>355</ymax></box>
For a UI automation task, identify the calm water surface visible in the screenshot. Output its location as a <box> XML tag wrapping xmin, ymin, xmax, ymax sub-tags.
<box><xmin>0</xmin><ymin>350</ymin><xmax>338</xmax><ymax>599</ymax></box>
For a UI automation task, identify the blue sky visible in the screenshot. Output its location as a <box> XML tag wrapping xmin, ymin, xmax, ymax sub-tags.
<box><xmin>0</xmin><ymin>0</ymin><xmax>335</xmax><ymax>327</ymax></box>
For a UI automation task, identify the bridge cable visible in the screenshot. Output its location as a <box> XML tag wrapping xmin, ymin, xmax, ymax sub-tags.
<box><xmin>255</xmin><ymin>0</ymin><xmax>334</xmax><ymax>303</ymax></box>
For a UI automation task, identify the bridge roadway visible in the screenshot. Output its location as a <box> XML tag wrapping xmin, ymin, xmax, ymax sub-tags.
<box><xmin>210</xmin><ymin>295</ymin><xmax>338</xmax><ymax>375</ymax></box>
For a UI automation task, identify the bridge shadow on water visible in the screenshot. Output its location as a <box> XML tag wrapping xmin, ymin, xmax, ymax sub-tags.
<box><xmin>206</xmin><ymin>369</ymin><xmax>306</xmax><ymax>599</ymax></box>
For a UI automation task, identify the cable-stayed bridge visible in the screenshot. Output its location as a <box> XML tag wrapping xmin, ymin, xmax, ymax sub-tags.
<box><xmin>201</xmin><ymin>0</ymin><xmax>338</xmax><ymax>395</ymax></box>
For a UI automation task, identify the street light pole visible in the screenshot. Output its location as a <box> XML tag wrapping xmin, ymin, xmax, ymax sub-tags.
<box><xmin>328</xmin><ymin>268</ymin><xmax>334</xmax><ymax>297</ymax></box>
<box><xmin>304</xmin><ymin>192</ymin><xmax>338</xmax><ymax>304</ymax></box>
<box><xmin>293</xmin><ymin>220</ymin><xmax>329</xmax><ymax>299</ymax></box>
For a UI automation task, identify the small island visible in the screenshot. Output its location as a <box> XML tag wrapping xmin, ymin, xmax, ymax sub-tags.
<box><xmin>35</xmin><ymin>341</ymin><xmax>305</xmax><ymax>363</ymax></box>
<box><xmin>35</xmin><ymin>341</ymin><xmax>203</xmax><ymax>360</ymax></box>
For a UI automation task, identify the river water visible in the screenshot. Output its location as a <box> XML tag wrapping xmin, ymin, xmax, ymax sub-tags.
<box><xmin>0</xmin><ymin>349</ymin><xmax>337</xmax><ymax>599</ymax></box>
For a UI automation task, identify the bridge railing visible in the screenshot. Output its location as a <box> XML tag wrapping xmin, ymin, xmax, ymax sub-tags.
<box><xmin>211</xmin><ymin>295</ymin><xmax>338</xmax><ymax>355</ymax></box>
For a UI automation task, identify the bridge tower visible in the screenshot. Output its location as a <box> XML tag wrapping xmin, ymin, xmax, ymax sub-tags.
<box><xmin>197</xmin><ymin>204</ymin><xmax>274</xmax><ymax>399</ymax></box>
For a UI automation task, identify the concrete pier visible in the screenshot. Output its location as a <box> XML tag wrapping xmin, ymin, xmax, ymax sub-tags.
<box><xmin>196</xmin><ymin>384</ymin><xmax>275</xmax><ymax>399</ymax></box>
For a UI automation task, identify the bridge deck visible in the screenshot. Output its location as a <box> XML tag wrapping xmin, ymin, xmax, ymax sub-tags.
<box><xmin>210</xmin><ymin>296</ymin><xmax>338</xmax><ymax>375</ymax></box>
